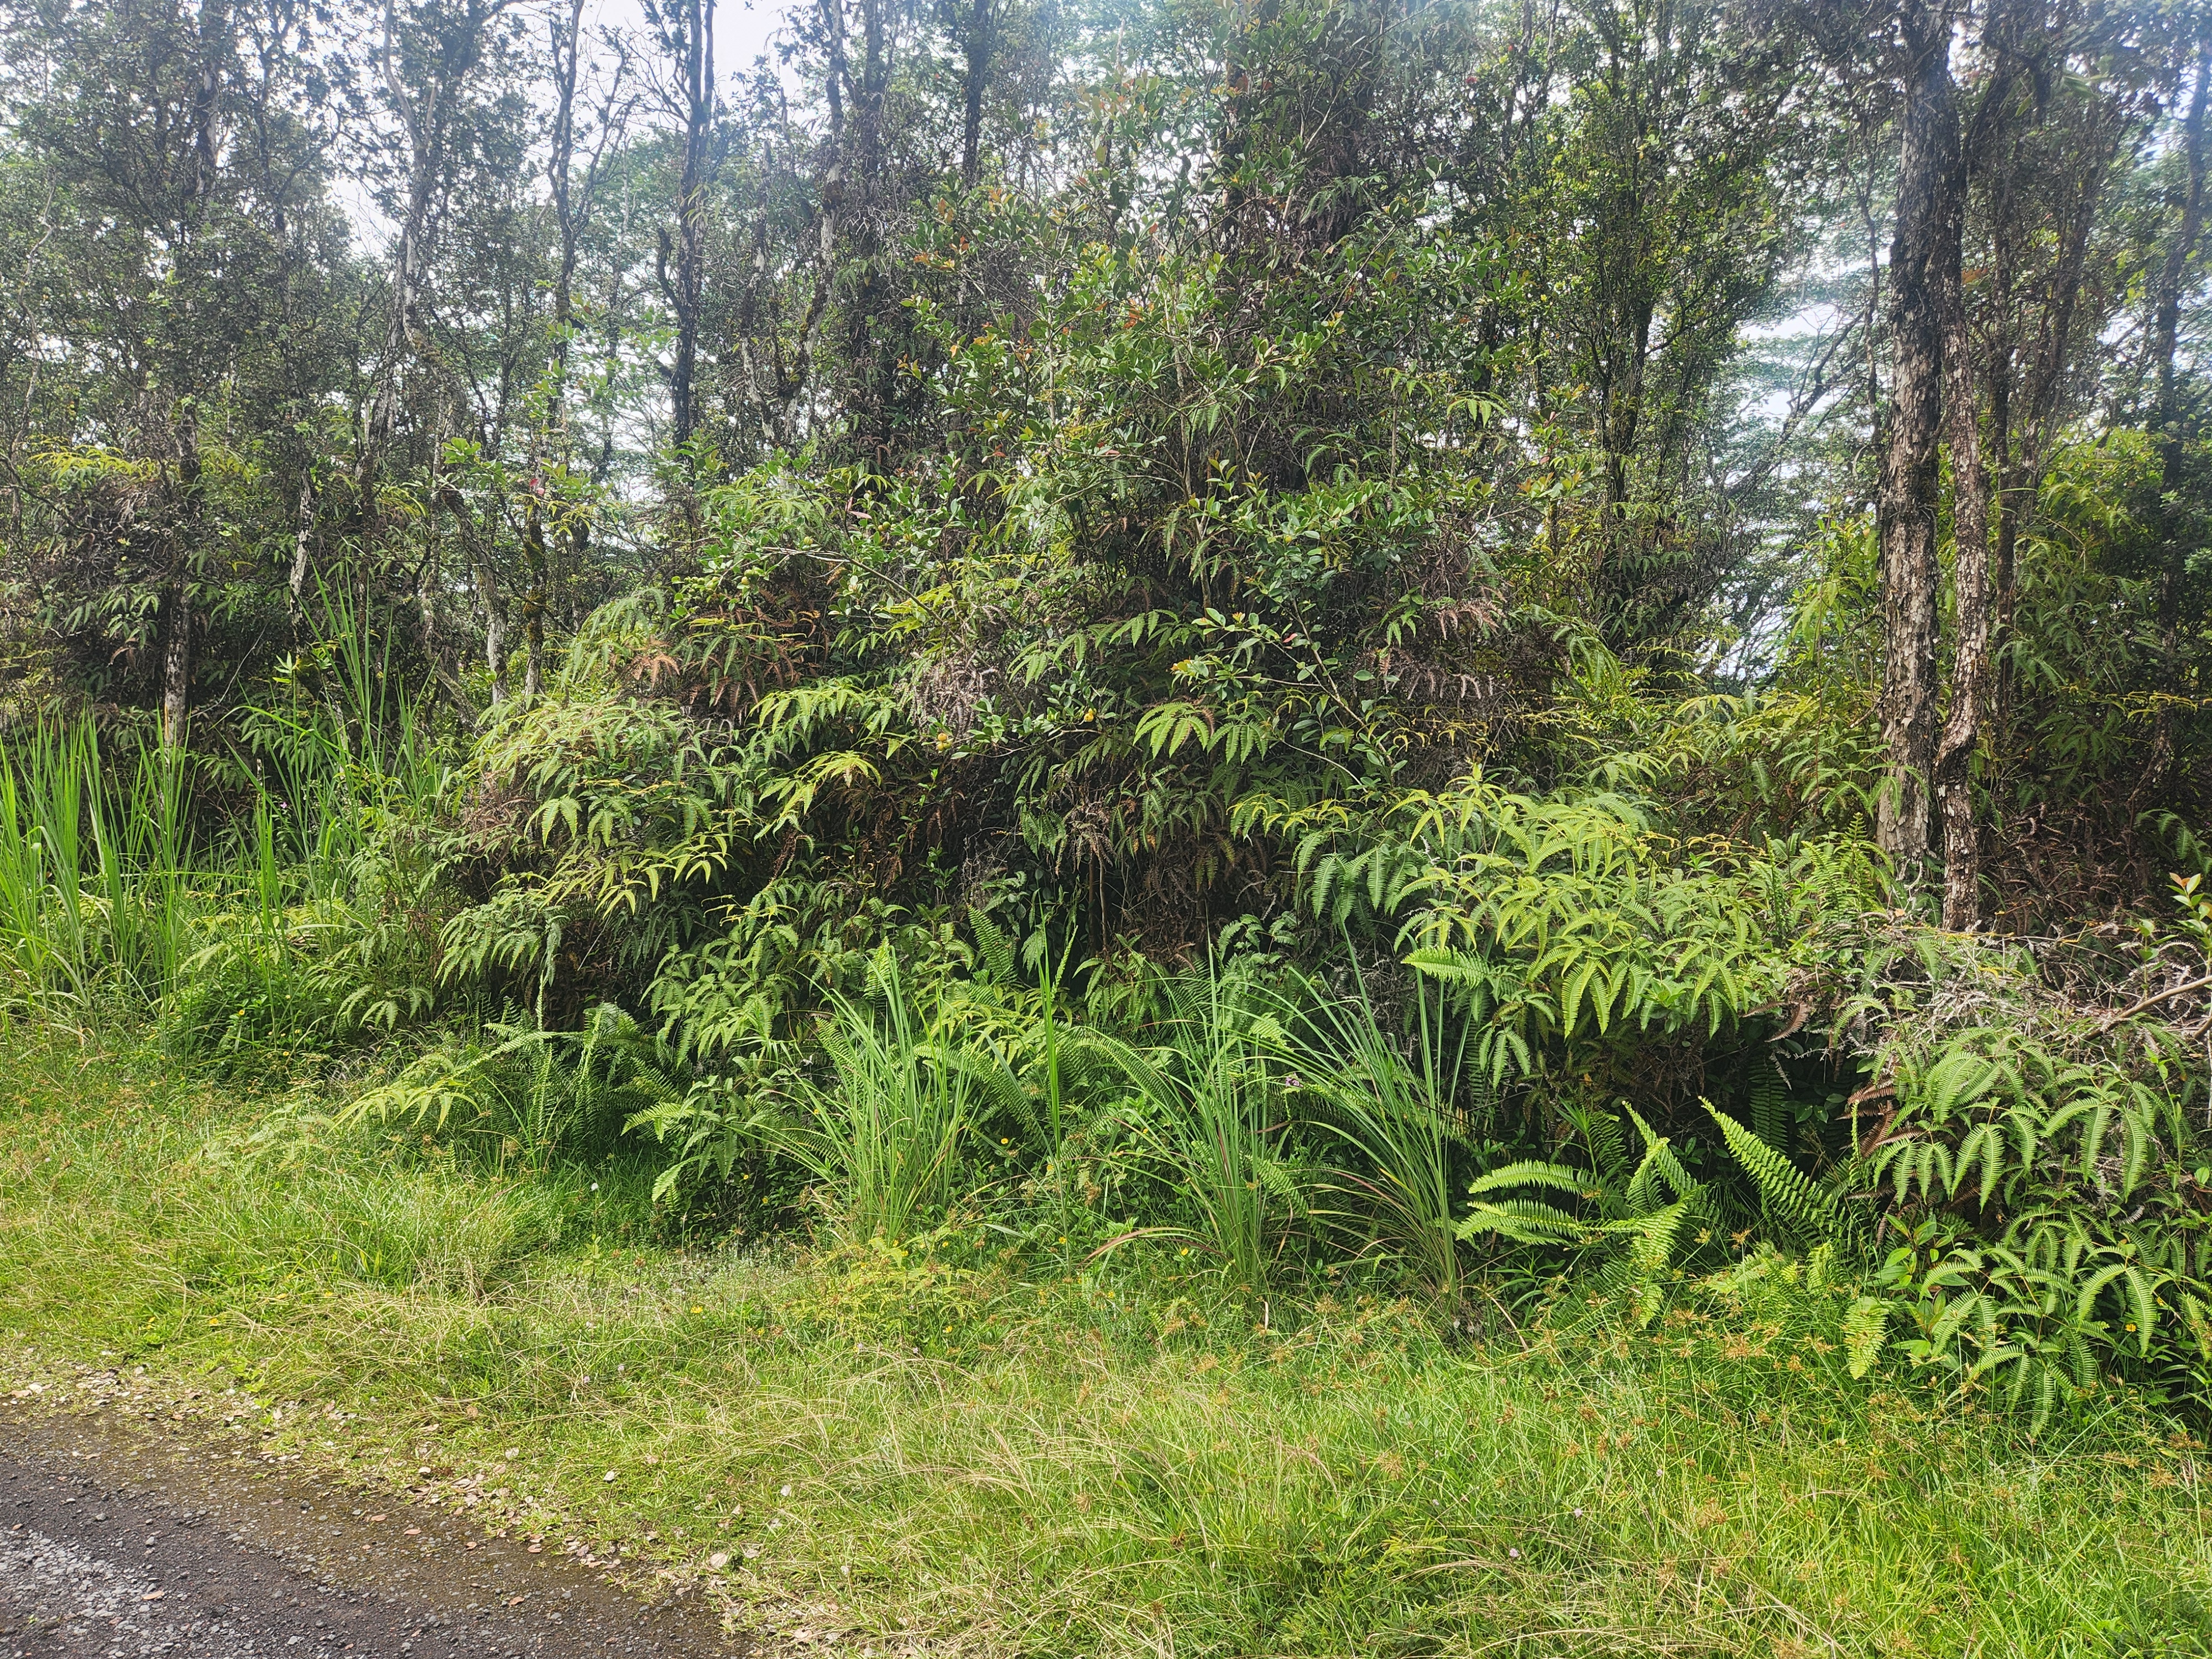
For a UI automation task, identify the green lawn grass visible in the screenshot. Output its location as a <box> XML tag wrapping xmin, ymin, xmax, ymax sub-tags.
<box><xmin>2</xmin><ymin>1029</ymin><xmax>2208</xmax><ymax>1658</ymax></box>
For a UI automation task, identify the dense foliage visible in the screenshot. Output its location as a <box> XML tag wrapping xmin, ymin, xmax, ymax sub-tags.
<box><xmin>2</xmin><ymin>0</ymin><xmax>2211</xmax><ymax>1432</ymax></box>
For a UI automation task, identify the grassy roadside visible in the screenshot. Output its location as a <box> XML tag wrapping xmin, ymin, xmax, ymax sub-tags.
<box><xmin>3</xmin><ymin>1030</ymin><xmax>2209</xmax><ymax>1658</ymax></box>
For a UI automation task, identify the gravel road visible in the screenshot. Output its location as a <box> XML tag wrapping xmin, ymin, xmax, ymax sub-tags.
<box><xmin>0</xmin><ymin>1416</ymin><xmax>738</xmax><ymax>1659</ymax></box>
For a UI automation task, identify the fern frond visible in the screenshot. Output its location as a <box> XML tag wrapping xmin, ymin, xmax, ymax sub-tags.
<box><xmin>1706</xmin><ymin>1100</ymin><xmax>1856</xmax><ymax>1248</ymax></box>
<box><xmin>1842</xmin><ymin>1296</ymin><xmax>1887</xmax><ymax>1379</ymax></box>
<box><xmin>1458</xmin><ymin>1198</ymin><xmax>1588</xmax><ymax>1245</ymax></box>
<box><xmin>970</xmin><ymin>910</ymin><xmax>1018</xmax><ymax>984</ymax></box>
<box><xmin>1467</xmin><ymin>1160</ymin><xmax>1599</xmax><ymax>1200</ymax></box>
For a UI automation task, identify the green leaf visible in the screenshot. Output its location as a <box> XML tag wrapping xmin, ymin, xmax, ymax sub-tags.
<box><xmin>1843</xmin><ymin>1296</ymin><xmax>1888</xmax><ymax>1379</ymax></box>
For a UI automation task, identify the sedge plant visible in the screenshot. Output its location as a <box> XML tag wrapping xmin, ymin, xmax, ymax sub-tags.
<box><xmin>768</xmin><ymin>946</ymin><xmax>1020</xmax><ymax>1243</ymax></box>
<box><xmin>1089</xmin><ymin>965</ymin><xmax>1312</xmax><ymax>1301</ymax></box>
<box><xmin>1276</xmin><ymin>957</ymin><xmax>1474</xmax><ymax>1304</ymax></box>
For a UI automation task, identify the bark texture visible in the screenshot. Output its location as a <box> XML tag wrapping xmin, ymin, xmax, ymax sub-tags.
<box><xmin>1875</xmin><ymin>0</ymin><xmax>1959</xmax><ymax>881</ymax></box>
<box><xmin>658</xmin><ymin>0</ymin><xmax>714</xmax><ymax>455</ymax></box>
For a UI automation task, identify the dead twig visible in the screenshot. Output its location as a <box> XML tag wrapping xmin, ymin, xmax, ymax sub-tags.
<box><xmin>2095</xmin><ymin>973</ymin><xmax>2212</xmax><ymax>1035</ymax></box>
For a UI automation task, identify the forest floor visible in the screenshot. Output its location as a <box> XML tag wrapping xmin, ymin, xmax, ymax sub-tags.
<box><xmin>3</xmin><ymin>1030</ymin><xmax>2210</xmax><ymax>1658</ymax></box>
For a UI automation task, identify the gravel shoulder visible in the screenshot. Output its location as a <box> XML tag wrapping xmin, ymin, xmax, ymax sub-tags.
<box><xmin>0</xmin><ymin>1407</ymin><xmax>739</xmax><ymax>1659</ymax></box>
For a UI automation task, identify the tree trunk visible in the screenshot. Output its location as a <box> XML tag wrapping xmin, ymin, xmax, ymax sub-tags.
<box><xmin>161</xmin><ymin>0</ymin><xmax>227</xmax><ymax>754</ymax></box>
<box><xmin>538</xmin><ymin>0</ymin><xmax>586</xmax><ymax>701</ymax></box>
<box><xmin>476</xmin><ymin>554</ymin><xmax>507</xmax><ymax>702</ymax></box>
<box><xmin>160</xmin><ymin>579</ymin><xmax>193</xmax><ymax>752</ymax></box>
<box><xmin>190</xmin><ymin>0</ymin><xmax>225</xmax><ymax>202</ymax></box>
<box><xmin>842</xmin><ymin>0</ymin><xmax>893</xmax><ymax>463</ymax></box>
<box><xmin>764</xmin><ymin>0</ymin><xmax>847</xmax><ymax>448</ymax></box>
<box><xmin>2152</xmin><ymin>36</ymin><xmax>2211</xmax><ymax>784</ymax></box>
<box><xmin>548</xmin><ymin>0</ymin><xmax>588</xmax><ymax>398</ymax></box>
<box><xmin>164</xmin><ymin>413</ymin><xmax>204</xmax><ymax>753</ymax></box>
<box><xmin>356</xmin><ymin>134</ymin><xmax>436</xmax><ymax>522</ymax></box>
<box><xmin>2150</xmin><ymin>39</ymin><xmax>2203</xmax><ymax>641</ymax></box>
<box><xmin>521</xmin><ymin>489</ymin><xmax>548</xmax><ymax>697</ymax></box>
<box><xmin>287</xmin><ymin>470</ymin><xmax>316</xmax><ymax>616</ymax></box>
<box><xmin>1874</xmin><ymin>0</ymin><xmax>1957</xmax><ymax>883</ymax></box>
<box><xmin>353</xmin><ymin>0</ymin><xmax>493</xmax><ymax>524</ymax></box>
<box><xmin>1934</xmin><ymin>228</ymin><xmax>1992</xmax><ymax>931</ymax></box>
<box><xmin>659</xmin><ymin>0</ymin><xmax>714</xmax><ymax>457</ymax></box>
<box><xmin>960</xmin><ymin>0</ymin><xmax>991</xmax><ymax>191</ymax></box>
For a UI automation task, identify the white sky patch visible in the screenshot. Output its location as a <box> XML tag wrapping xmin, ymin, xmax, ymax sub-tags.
<box><xmin>600</xmin><ymin>0</ymin><xmax>786</xmax><ymax>77</ymax></box>
<box><xmin>336</xmin><ymin>0</ymin><xmax>791</xmax><ymax>247</ymax></box>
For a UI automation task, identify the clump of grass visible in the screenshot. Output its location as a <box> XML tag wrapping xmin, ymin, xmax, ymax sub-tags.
<box><xmin>1088</xmin><ymin>967</ymin><xmax>1313</xmax><ymax>1299</ymax></box>
<box><xmin>1279</xmin><ymin>963</ymin><xmax>1472</xmax><ymax>1305</ymax></box>
<box><xmin>0</xmin><ymin>721</ymin><xmax>190</xmax><ymax>1016</ymax></box>
<box><xmin>766</xmin><ymin>948</ymin><xmax>1022</xmax><ymax>1243</ymax></box>
<box><xmin>8</xmin><ymin>1031</ymin><xmax>2212</xmax><ymax>1658</ymax></box>
<box><xmin>197</xmin><ymin>1161</ymin><xmax>568</xmax><ymax>1299</ymax></box>
<box><xmin>338</xmin><ymin>1003</ymin><xmax>684</xmax><ymax>1173</ymax></box>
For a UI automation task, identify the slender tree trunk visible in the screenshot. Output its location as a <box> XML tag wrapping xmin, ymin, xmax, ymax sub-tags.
<box><xmin>521</xmin><ymin>489</ymin><xmax>548</xmax><ymax>697</ymax></box>
<box><xmin>765</xmin><ymin>0</ymin><xmax>847</xmax><ymax>447</ymax></box>
<box><xmin>2153</xmin><ymin>44</ymin><xmax>2211</xmax><ymax>531</ymax></box>
<box><xmin>421</xmin><ymin>440</ymin><xmax>446</xmax><ymax>675</ymax></box>
<box><xmin>1875</xmin><ymin>0</ymin><xmax>1957</xmax><ymax>883</ymax></box>
<box><xmin>354</xmin><ymin>0</ymin><xmax>494</xmax><ymax>524</ymax></box>
<box><xmin>287</xmin><ymin>469</ymin><xmax>315</xmax><ymax>615</ymax></box>
<box><xmin>597</xmin><ymin>260</ymin><xmax>624</xmax><ymax>483</ymax></box>
<box><xmin>658</xmin><ymin>0</ymin><xmax>714</xmax><ymax>458</ymax></box>
<box><xmin>1988</xmin><ymin>369</ymin><xmax>2022</xmax><ymax>734</ymax></box>
<box><xmin>190</xmin><ymin>0</ymin><xmax>223</xmax><ymax>201</ymax></box>
<box><xmin>538</xmin><ymin>0</ymin><xmax>588</xmax><ymax>699</ymax></box>
<box><xmin>476</xmin><ymin>554</ymin><xmax>507</xmax><ymax>701</ymax></box>
<box><xmin>161</xmin><ymin>0</ymin><xmax>228</xmax><ymax>754</ymax></box>
<box><xmin>160</xmin><ymin>567</ymin><xmax>194</xmax><ymax>752</ymax></box>
<box><xmin>356</xmin><ymin>145</ymin><xmax>436</xmax><ymax>522</ymax></box>
<box><xmin>843</xmin><ymin>0</ymin><xmax>893</xmax><ymax>462</ymax></box>
<box><xmin>162</xmin><ymin>426</ymin><xmax>201</xmax><ymax>757</ymax></box>
<box><xmin>960</xmin><ymin>0</ymin><xmax>991</xmax><ymax>191</ymax></box>
<box><xmin>2151</xmin><ymin>38</ymin><xmax>2211</xmax><ymax>795</ymax></box>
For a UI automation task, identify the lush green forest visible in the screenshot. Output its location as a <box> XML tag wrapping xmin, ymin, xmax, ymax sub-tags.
<box><xmin>4</xmin><ymin>0</ymin><xmax>2212</xmax><ymax>1647</ymax></box>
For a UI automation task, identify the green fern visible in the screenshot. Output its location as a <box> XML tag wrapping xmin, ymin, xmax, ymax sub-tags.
<box><xmin>1705</xmin><ymin>1100</ymin><xmax>1859</xmax><ymax>1249</ymax></box>
<box><xmin>1842</xmin><ymin>1296</ymin><xmax>1888</xmax><ymax>1379</ymax></box>
<box><xmin>1749</xmin><ymin>1066</ymin><xmax>1788</xmax><ymax>1153</ymax></box>
<box><xmin>1459</xmin><ymin>1104</ymin><xmax>1713</xmax><ymax>1326</ymax></box>
<box><xmin>970</xmin><ymin>910</ymin><xmax>1018</xmax><ymax>985</ymax></box>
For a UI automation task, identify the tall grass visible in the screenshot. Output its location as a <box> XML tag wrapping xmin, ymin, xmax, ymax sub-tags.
<box><xmin>770</xmin><ymin>948</ymin><xmax>1022</xmax><ymax>1241</ymax></box>
<box><xmin>0</xmin><ymin>721</ymin><xmax>190</xmax><ymax>1014</ymax></box>
<box><xmin>341</xmin><ymin>1004</ymin><xmax>684</xmax><ymax>1172</ymax></box>
<box><xmin>0</xmin><ymin>585</ymin><xmax>444</xmax><ymax>1035</ymax></box>
<box><xmin>14</xmin><ymin>1034</ymin><xmax>2205</xmax><ymax>1659</ymax></box>
<box><xmin>1094</xmin><ymin>968</ymin><xmax>1311</xmax><ymax>1299</ymax></box>
<box><xmin>246</xmin><ymin>578</ymin><xmax>442</xmax><ymax>883</ymax></box>
<box><xmin>1281</xmin><ymin>963</ymin><xmax>1473</xmax><ymax>1304</ymax></box>
<box><xmin>772</xmin><ymin>959</ymin><xmax>1461</xmax><ymax>1306</ymax></box>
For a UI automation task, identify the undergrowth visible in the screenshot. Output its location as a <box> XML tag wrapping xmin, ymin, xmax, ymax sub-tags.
<box><xmin>6</xmin><ymin>1031</ymin><xmax>2212</xmax><ymax>1658</ymax></box>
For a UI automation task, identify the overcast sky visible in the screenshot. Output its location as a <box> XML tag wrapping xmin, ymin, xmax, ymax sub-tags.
<box><xmin>335</xmin><ymin>0</ymin><xmax>791</xmax><ymax>244</ymax></box>
<box><xmin>597</xmin><ymin>0</ymin><xmax>787</xmax><ymax>81</ymax></box>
